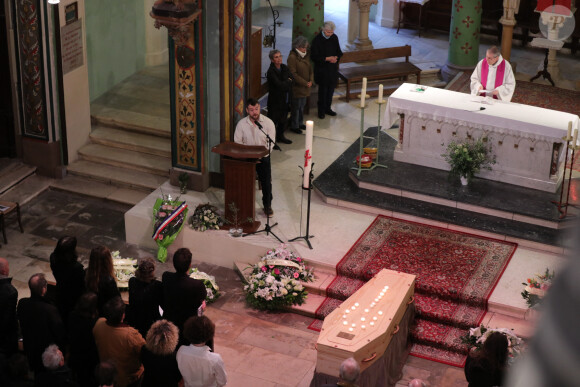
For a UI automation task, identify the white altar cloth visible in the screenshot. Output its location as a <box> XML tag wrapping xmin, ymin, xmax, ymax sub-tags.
<box><xmin>383</xmin><ymin>84</ymin><xmax>580</xmax><ymax>192</ymax></box>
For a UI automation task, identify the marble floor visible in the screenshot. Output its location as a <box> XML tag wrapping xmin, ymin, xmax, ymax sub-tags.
<box><xmin>0</xmin><ymin>3</ymin><xmax>578</xmax><ymax>386</ymax></box>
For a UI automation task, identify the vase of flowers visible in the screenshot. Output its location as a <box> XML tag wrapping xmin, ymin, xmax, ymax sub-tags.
<box><xmin>442</xmin><ymin>136</ymin><xmax>495</xmax><ymax>184</ymax></box>
<box><xmin>190</xmin><ymin>268</ymin><xmax>220</xmax><ymax>303</ymax></box>
<box><xmin>189</xmin><ymin>203</ymin><xmax>223</xmax><ymax>232</ymax></box>
<box><xmin>243</xmin><ymin>244</ymin><xmax>315</xmax><ymax>311</ymax></box>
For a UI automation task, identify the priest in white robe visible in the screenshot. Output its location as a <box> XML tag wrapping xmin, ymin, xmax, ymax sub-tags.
<box><xmin>470</xmin><ymin>46</ymin><xmax>516</xmax><ymax>102</ymax></box>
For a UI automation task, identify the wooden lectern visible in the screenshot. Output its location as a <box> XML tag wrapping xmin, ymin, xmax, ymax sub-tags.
<box><xmin>212</xmin><ymin>141</ymin><xmax>269</xmax><ymax>233</ymax></box>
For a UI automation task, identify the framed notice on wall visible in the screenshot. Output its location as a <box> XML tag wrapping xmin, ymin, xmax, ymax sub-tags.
<box><xmin>61</xmin><ymin>19</ymin><xmax>83</xmax><ymax>74</ymax></box>
<box><xmin>65</xmin><ymin>2</ymin><xmax>78</xmax><ymax>24</ymax></box>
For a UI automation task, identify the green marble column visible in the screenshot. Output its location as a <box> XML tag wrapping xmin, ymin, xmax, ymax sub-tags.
<box><xmin>441</xmin><ymin>0</ymin><xmax>482</xmax><ymax>81</ymax></box>
<box><xmin>292</xmin><ymin>0</ymin><xmax>325</xmax><ymax>44</ymax></box>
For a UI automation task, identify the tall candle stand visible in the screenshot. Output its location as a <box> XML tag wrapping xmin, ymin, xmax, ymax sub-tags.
<box><xmin>368</xmin><ymin>99</ymin><xmax>388</xmax><ymax>170</ymax></box>
<box><xmin>561</xmin><ymin>141</ymin><xmax>579</xmax><ymax>218</ymax></box>
<box><xmin>289</xmin><ymin>165</ymin><xmax>315</xmax><ymax>249</ymax></box>
<box><xmin>552</xmin><ymin>134</ymin><xmax>575</xmax><ymax>218</ymax></box>
<box><xmin>351</xmin><ymin>101</ymin><xmax>374</xmax><ymax>176</ymax></box>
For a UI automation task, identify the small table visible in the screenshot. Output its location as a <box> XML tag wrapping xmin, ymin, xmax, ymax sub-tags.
<box><xmin>397</xmin><ymin>0</ymin><xmax>430</xmax><ymax>37</ymax></box>
<box><xmin>0</xmin><ymin>201</ymin><xmax>24</xmax><ymax>245</ymax></box>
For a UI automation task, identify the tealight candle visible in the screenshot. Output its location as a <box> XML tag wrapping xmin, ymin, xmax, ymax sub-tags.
<box><xmin>351</xmin><ymin>306</ymin><xmax>356</xmax><ymax>310</ymax></box>
<box><xmin>370</xmin><ymin>303</ymin><xmax>375</xmax><ymax>308</ymax></box>
<box><xmin>374</xmin><ymin>298</ymin><xmax>379</xmax><ymax>302</ymax></box>
<box><xmin>343</xmin><ymin>321</ymin><xmax>348</xmax><ymax>325</ymax></box>
<box><xmin>354</xmin><ymin>302</ymin><xmax>359</xmax><ymax>307</ymax></box>
<box><xmin>373</xmin><ymin>316</ymin><xmax>378</xmax><ymax>321</ymax></box>
<box><xmin>361</xmin><ymin>317</ymin><xmax>366</xmax><ymax>322</ymax></box>
<box><xmin>364</xmin><ymin>309</ymin><xmax>369</xmax><ymax>313</ymax></box>
<box><xmin>378</xmin><ymin>311</ymin><xmax>383</xmax><ymax>315</ymax></box>
<box><xmin>352</xmin><ymin>323</ymin><xmax>356</xmax><ymax>327</ymax></box>
<box><xmin>370</xmin><ymin>322</ymin><xmax>375</xmax><ymax>326</ymax></box>
<box><xmin>349</xmin><ymin>327</ymin><xmax>353</xmax><ymax>332</ymax></box>
<box><xmin>345</xmin><ymin>310</ymin><xmax>350</xmax><ymax>314</ymax></box>
<box><xmin>380</xmin><ymin>292</ymin><xmax>385</xmax><ymax>296</ymax></box>
<box><xmin>361</xmin><ymin>325</ymin><xmax>366</xmax><ymax>329</ymax></box>
<box><xmin>342</xmin><ymin>315</ymin><xmax>347</xmax><ymax>319</ymax></box>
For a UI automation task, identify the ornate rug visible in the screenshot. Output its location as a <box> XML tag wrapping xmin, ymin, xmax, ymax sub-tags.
<box><xmin>446</xmin><ymin>71</ymin><xmax>580</xmax><ymax>116</ymax></box>
<box><xmin>309</xmin><ymin>215</ymin><xmax>517</xmax><ymax>367</ymax></box>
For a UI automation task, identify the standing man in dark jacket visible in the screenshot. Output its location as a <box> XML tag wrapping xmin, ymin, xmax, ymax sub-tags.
<box><xmin>310</xmin><ymin>21</ymin><xmax>343</xmax><ymax>119</ymax></box>
<box><xmin>266</xmin><ymin>49</ymin><xmax>293</xmax><ymax>145</ymax></box>
<box><xmin>17</xmin><ymin>273</ymin><xmax>66</xmax><ymax>373</ymax></box>
<box><xmin>161</xmin><ymin>248</ymin><xmax>206</xmax><ymax>342</ymax></box>
<box><xmin>0</xmin><ymin>257</ymin><xmax>18</xmax><ymax>359</ymax></box>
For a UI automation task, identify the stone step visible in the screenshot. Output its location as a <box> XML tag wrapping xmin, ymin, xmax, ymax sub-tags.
<box><xmin>0</xmin><ymin>160</ymin><xmax>37</xmax><ymax>195</ymax></box>
<box><xmin>67</xmin><ymin>160</ymin><xmax>168</xmax><ymax>192</ymax></box>
<box><xmin>50</xmin><ymin>175</ymin><xmax>150</xmax><ymax>206</ymax></box>
<box><xmin>78</xmin><ymin>143</ymin><xmax>171</xmax><ymax>177</ymax></box>
<box><xmin>0</xmin><ymin>174</ymin><xmax>52</xmax><ymax>206</ymax></box>
<box><xmin>91</xmin><ymin>104</ymin><xmax>171</xmax><ymax>139</ymax></box>
<box><xmin>90</xmin><ymin>126</ymin><xmax>171</xmax><ymax>158</ymax></box>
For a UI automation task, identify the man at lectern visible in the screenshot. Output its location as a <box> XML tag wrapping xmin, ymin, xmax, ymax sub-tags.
<box><xmin>234</xmin><ymin>98</ymin><xmax>277</xmax><ymax>217</ymax></box>
<box><xmin>470</xmin><ymin>45</ymin><xmax>516</xmax><ymax>102</ymax></box>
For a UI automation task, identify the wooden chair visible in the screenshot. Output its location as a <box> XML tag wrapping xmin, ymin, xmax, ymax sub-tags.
<box><xmin>0</xmin><ymin>201</ymin><xmax>24</xmax><ymax>245</ymax></box>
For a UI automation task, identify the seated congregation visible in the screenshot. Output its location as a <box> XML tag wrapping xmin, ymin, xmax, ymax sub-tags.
<box><xmin>0</xmin><ymin>236</ymin><xmax>226</xmax><ymax>387</ymax></box>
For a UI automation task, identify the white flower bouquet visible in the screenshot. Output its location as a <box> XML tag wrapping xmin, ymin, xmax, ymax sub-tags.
<box><xmin>244</xmin><ymin>244</ymin><xmax>315</xmax><ymax>311</ymax></box>
<box><xmin>112</xmin><ymin>251</ymin><xmax>137</xmax><ymax>289</ymax></box>
<box><xmin>190</xmin><ymin>268</ymin><xmax>220</xmax><ymax>303</ymax></box>
<box><xmin>462</xmin><ymin>325</ymin><xmax>524</xmax><ymax>357</ymax></box>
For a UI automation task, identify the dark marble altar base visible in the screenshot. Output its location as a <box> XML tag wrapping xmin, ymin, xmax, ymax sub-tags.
<box><xmin>313</xmin><ymin>127</ymin><xmax>577</xmax><ymax>248</ymax></box>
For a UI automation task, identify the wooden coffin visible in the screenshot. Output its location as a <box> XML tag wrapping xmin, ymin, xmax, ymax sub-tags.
<box><xmin>315</xmin><ymin>269</ymin><xmax>416</xmax><ymax>377</ymax></box>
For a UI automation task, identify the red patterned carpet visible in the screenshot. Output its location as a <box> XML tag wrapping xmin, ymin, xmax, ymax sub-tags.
<box><xmin>309</xmin><ymin>215</ymin><xmax>517</xmax><ymax>367</ymax></box>
<box><xmin>446</xmin><ymin>71</ymin><xmax>580</xmax><ymax>116</ymax></box>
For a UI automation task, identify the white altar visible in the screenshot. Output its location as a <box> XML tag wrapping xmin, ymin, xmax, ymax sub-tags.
<box><xmin>383</xmin><ymin>83</ymin><xmax>580</xmax><ymax>192</ymax></box>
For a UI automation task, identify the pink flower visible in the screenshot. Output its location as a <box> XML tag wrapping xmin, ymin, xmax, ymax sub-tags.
<box><xmin>158</xmin><ymin>212</ymin><xmax>166</xmax><ymax>217</ymax></box>
<box><xmin>274</xmin><ymin>268</ymin><xmax>280</xmax><ymax>275</ymax></box>
<box><xmin>296</xmin><ymin>257</ymin><xmax>302</xmax><ymax>262</ymax></box>
<box><xmin>158</xmin><ymin>235</ymin><xmax>164</xmax><ymax>240</ymax></box>
<box><xmin>261</xmin><ymin>266</ymin><xmax>267</xmax><ymax>272</ymax></box>
<box><xmin>269</xmin><ymin>265</ymin><xmax>275</xmax><ymax>269</ymax></box>
<box><xmin>293</xmin><ymin>272</ymin><xmax>299</xmax><ymax>278</ymax></box>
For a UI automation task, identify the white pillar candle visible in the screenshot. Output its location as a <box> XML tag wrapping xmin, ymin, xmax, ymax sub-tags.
<box><xmin>378</xmin><ymin>84</ymin><xmax>384</xmax><ymax>102</ymax></box>
<box><xmin>573</xmin><ymin>129</ymin><xmax>578</xmax><ymax>145</ymax></box>
<box><xmin>360</xmin><ymin>77</ymin><xmax>367</xmax><ymax>108</ymax></box>
<box><xmin>303</xmin><ymin>121</ymin><xmax>314</xmax><ymax>188</ymax></box>
<box><xmin>568</xmin><ymin>121</ymin><xmax>572</xmax><ymax>139</ymax></box>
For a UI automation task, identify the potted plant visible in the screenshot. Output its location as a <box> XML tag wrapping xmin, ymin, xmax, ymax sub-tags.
<box><xmin>225</xmin><ymin>202</ymin><xmax>251</xmax><ymax>237</ymax></box>
<box><xmin>442</xmin><ymin>136</ymin><xmax>495</xmax><ymax>185</ymax></box>
<box><xmin>178</xmin><ymin>172</ymin><xmax>189</xmax><ymax>194</ymax></box>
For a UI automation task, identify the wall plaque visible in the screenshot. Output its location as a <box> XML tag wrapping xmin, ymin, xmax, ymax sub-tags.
<box><xmin>61</xmin><ymin>19</ymin><xmax>83</xmax><ymax>74</ymax></box>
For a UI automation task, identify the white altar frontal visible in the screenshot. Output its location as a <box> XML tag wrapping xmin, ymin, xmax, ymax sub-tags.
<box><xmin>384</xmin><ymin>83</ymin><xmax>580</xmax><ymax>192</ymax></box>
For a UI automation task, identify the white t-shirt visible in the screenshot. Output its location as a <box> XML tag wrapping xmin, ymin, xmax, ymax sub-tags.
<box><xmin>177</xmin><ymin>345</ymin><xmax>227</xmax><ymax>387</ymax></box>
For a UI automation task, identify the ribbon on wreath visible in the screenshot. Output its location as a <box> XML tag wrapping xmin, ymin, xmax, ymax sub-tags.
<box><xmin>152</xmin><ymin>202</ymin><xmax>188</xmax><ymax>240</ymax></box>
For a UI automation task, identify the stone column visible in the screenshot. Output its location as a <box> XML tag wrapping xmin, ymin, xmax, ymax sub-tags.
<box><xmin>441</xmin><ymin>0</ymin><xmax>483</xmax><ymax>82</ymax></box>
<box><xmin>347</xmin><ymin>0</ymin><xmax>360</xmax><ymax>49</ymax></box>
<box><xmin>499</xmin><ymin>0</ymin><xmax>520</xmax><ymax>61</ymax></box>
<box><xmin>292</xmin><ymin>0</ymin><xmax>325</xmax><ymax>44</ymax></box>
<box><xmin>354</xmin><ymin>0</ymin><xmax>378</xmax><ymax>50</ymax></box>
<box><xmin>375</xmin><ymin>0</ymin><xmax>400</xmax><ymax>28</ymax></box>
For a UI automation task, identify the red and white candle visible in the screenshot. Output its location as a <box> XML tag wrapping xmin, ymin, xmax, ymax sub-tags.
<box><xmin>303</xmin><ymin>121</ymin><xmax>314</xmax><ymax>188</ymax></box>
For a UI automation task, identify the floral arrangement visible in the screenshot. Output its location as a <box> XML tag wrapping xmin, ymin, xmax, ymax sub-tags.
<box><xmin>521</xmin><ymin>268</ymin><xmax>555</xmax><ymax>309</ymax></box>
<box><xmin>244</xmin><ymin>244</ymin><xmax>315</xmax><ymax>311</ymax></box>
<box><xmin>152</xmin><ymin>194</ymin><xmax>188</xmax><ymax>263</ymax></box>
<box><xmin>461</xmin><ymin>325</ymin><xmax>524</xmax><ymax>358</ymax></box>
<box><xmin>190</xmin><ymin>268</ymin><xmax>220</xmax><ymax>303</ymax></box>
<box><xmin>442</xmin><ymin>136</ymin><xmax>495</xmax><ymax>180</ymax></box>
<box><xmin>112</xmin><ymin>251</ymin><xmax>137</xmax><ymax>289</ymax></box>
<box><xmin>189</xmin><ymin>203</ymin><xmax>223</xmax><ymax>232</ymax></box>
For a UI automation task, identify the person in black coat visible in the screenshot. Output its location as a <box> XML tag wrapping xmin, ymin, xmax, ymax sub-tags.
<box><xmin>126</xmin><ymin>258</ymin><xmax>162</xmax><ymax>337</ymax></box>
<box><xmin>310</xmin><ymin>21</ymin><xmax>343</xmax><ymax>119</ymax></box>
<box><xmin>16</xmin><ymin>273</ymin><xmax>66</xmax><ymax>373</ymax></box>
<box><xmin>85</xmin><ymin>246</ymin><xmax>120</xmax><ymax>315</ymax></box>
<box><xmin>67</xmin><ymin>292</ymin><xmax>99</xmax><ymax>387</ymax></box>
<box><xmin>464</xmin><ymin>331</ymin><xmax>509</xmax><ymax>387</ymax></box>
<box><xmin>0</xmin><ymin>258</ymin><xmax>19</xmax><ymax>359</ymax></box>
<box><xmin>141</xmin><ymin>320</ymin><xmax>182</xmax><ymax>387</ymax></box>
<box><xmin>266</xmin><ymin>49</ymin><xmax>293</xmax><ymax>145</ymax></box>
<box><xmin>161</xmin><ymin>248</ymin><xmax>206</xmax><ymax>342</ymax></box>
<box><xmin>34</xmin><ymin>344</ymin><xmax>78</xmax><ymax>387</ymax></box>
<box><xmin>49</xmin><ymin>236</ymin><xmax>86</xmax><ymax>324</ymax></box>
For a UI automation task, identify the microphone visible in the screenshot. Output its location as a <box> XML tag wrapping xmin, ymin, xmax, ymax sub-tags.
<box><xmin>255</xmin><ymin>120</ymin><xmax>281</xmax><ymax>151</ymax></box>
<box><xmin>254</xmin><ymin>120</ymin><xmax>263</xmax><ymax>129</ymax></box>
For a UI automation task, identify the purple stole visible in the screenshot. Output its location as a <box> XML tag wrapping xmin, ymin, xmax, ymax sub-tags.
<box><xmin>480</xmin><ymin>59</ymin><xmax>505</xmax><ymax>99</ymax></box>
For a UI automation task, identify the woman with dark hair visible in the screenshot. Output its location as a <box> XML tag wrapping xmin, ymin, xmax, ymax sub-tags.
<box><xmin>464</xmin><ymin>331</ymin><xmax>509</xmax><ymax>387</ymax></box>
<box><xmin>85</xmin><ymin>246</ymin><xmax>120</xmax><ymax>315</ymax></box>
<box><xmin>126</xmin><ymin>258</ymin><xmax>162</xmax><ymax>337</ymax></box>
<box><xmin>67</xmin><ymin>292</ymin><xmax>100</xmax><ymax>387</ymax></box>
<box><xmin>177</xmin><ymin>316</ymin><xmax>226</xmax><ymax>387</ymax></box>
<box><xmin>141</xmin><ymin>320</ymin><xmax>182</xmax><ymax>387</ymax></box>
<box><xmin>50</xmin><ymin>236</ymin><xmax>86</xmax><ymax>322</ymax></box>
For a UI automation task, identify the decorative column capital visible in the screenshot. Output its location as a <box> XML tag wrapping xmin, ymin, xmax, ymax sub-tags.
<box><xmin>150</xmin><ymin>0</ymin><xmax>201</xmax><ymax>46</ymax></box>
<box><xmin>499</xmin><ymin>0</ymin><xmax>520</xmax><ymax>26</ymax></box>
<box><xmin>354</xmin><ymin>0</ymin><xmax>378</xmax><ymax>13</ymax></box>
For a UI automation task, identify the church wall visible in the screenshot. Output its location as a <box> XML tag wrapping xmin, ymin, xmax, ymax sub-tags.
<box><xmin>204</xmin><ymin>1</ymin><xmax>222</xmax><ymax>173</ymax></box>
<box><xmin>85</xmin><ymin>0</ymin><xmax>146</xmax><ymax>101</ymax></box>
<box><xmin>251</xmin><ymin>0</ymin><xmax>293</xmax><ymax>12</ymax></box>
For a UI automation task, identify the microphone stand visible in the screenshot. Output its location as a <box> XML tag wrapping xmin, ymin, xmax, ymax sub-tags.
<box><xmin>243</xmin><ymin>121</ymin><xmax>283</xmax><ymax>243</ymax></box>
<box><xmin>289</xmin><ymin>163</ymin><xmax>315</xmax><ymax>249</ymax></box>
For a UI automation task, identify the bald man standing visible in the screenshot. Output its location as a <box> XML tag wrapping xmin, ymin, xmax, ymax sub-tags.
<box><xmin>0</xmin><ymin>258</ymin><xmax>18</xmax><ymax>358</ymax></box>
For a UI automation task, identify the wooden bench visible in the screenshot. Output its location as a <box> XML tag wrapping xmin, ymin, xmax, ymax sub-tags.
<box><xmin>337</xmin><ymin>45</ymin><xmax>421</xmax><ymax>102</ymax></box>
